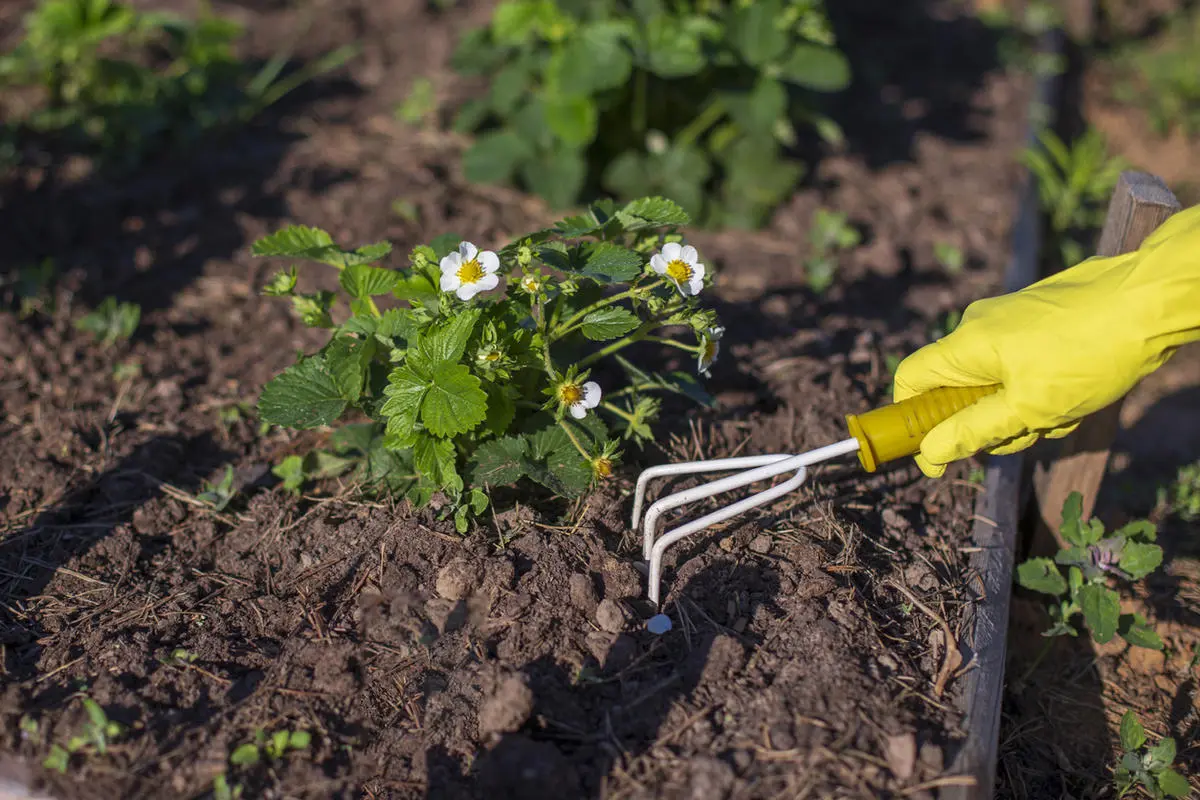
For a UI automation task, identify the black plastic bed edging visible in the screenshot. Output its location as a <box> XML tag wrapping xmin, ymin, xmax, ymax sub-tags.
<box><xmin>942</xmin><ymin>26</ymin><xmax>1066</xmax><ymax>800</ymax></box>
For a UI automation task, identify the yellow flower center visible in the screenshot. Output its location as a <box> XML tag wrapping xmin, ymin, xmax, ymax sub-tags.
<box><xmin>558</xmin><ymin>383</ymin><xmax>582</xmax><ymax>405</ymax></box>
<box><xmin>593</xmin><ymin>457</ymin><xmax>613</xmax><ymax>478</ymax></box>
<box><xmin>702</xmin><ymin>339</ymin><xmax>718</xmax><ymax>362</ymax></box>
<box><xmin>521</xmin><ymin>276</ymin><xmax>540</xmax><ymax>292</ymax></box>
<box><xmin>485</xmin><ymin>351</ymin><xmax>501</xmax><ymax>362</ymax></box>
<box><xmin>457</xmin><ymin>259</ymin><xmax>484</xmax><ymax>284</ymax></box>
<box><xmin>665</xmin><ymin>259</ymin><xmax>693</xmax><ymax>284</ymax></box>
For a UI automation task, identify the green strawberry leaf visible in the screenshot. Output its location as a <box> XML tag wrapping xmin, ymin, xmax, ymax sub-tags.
<box><xmin>259</xmin><ymin>357</ymin><xmax>347</xmax><ymax>429</ymax></box>
<box><xmin>470</xmin><ymin>436</ymin><xmax>529</xmax><ymax>486</ymax></box>
<box><xmin>579</xmin><ymin>243</ymin><xmax>644</xmax><ymax>283</ymax></box>
<box><xmin>421</xmin><ymin>362</ymin><xmax>487</xmax><ymax>437</ymax></box>
<box><xmin>340</xmin><ymin>264</ymin><xmax>400</xmax><ymax>298</ymax></box>
<box><xmin>580</xmin><ymin>307</ymin><xmax>640</xmax><ymax>341</ymax></box>
<box><xmin>615</xmin><ymin>196</ymin><xmax>690</xmax><ymax>230</ymax></box>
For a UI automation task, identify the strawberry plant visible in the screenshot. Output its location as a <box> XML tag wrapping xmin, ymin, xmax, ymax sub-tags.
<box><xmin>0</xmin><ymin>0</ymin><xmax>356</xmax><ymax>169</ymax></box>
<box><xmin>253</xmin><ymin>196</ymin><xmax>720</xmax><ymax>530</ymax></box>
<box><xmin>1115</xmin><ymin>711</ymin><xmax>1191</xmax><ymax>799</ymax></box>
<box><xmin>1017</xmin><ymin>492</ymin><xmax>1164</xmax><ymax>649</ymax></box>
<box><xmin>451</xmin><ymin>0</ymin><xmax>850</xmax><ymax>228</ymax></box>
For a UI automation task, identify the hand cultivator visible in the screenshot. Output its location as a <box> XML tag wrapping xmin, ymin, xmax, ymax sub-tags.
<box><xmin>634</xmin><ymin>385</ymin><xmax>997</xmax><ymax>608</ymax></box>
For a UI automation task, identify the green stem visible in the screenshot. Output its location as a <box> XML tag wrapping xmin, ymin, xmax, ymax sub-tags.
<box><xmin>541</xmin><ymin>338</ymin><xmax>558</xmax><ymax>380</ymax></box>
<box><xmin>558</xmin><ymin>419</ymin><xmax>592</xmax><ymax>461</ymax></box>
<box><xmin>642</xmin><ymin>335</ymin><xmax>700</xmax><ymax>353</ymax></box>
<box><xmin>600</xmin><ymin>401</ymin><xmax>635</xmax><ymax>422</ymax></box>
<box><xmin>674</xmin><ymin>97</ymin><xmax>724</xmax><ymax>149</ymax></box>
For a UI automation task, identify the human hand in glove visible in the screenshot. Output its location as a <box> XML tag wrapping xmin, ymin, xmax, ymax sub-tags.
<box><xmin>894</xmin><ymin>204</ymin><xmax>1200</xmax><ymax>478</ymax></box>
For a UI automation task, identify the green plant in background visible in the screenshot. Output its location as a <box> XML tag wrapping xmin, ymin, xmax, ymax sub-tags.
<box><xmin>1021</xmin><ymin>128</ymin><xmax>1127</xmax><ymax>270</ymax></box>
<box><xmin>933</xmin><ymin>241</ymin><xmax>964</xmax><ymax>274</ymax></box>
<box><xmin>230</xmin><ymin>728</ymin><xmax>311</xmax><ymax>767</ymax></box>
<box><xmin>42</xmin><ymin>697</ymin><xmax>125</xmax><ymax>774</ymax></box>
<box><xmin>1115</xmin><ymin>711</ymin><xmax>1191</xmax><ymax>798</ymax></box>
<box><xmin>1113</xmin><ymin>8</ymin><xmax>1200</xmax><ymax>137</ymax></box>
<box><xmin>1017</xmin><ymin>491</ymin><xmax>1164</xmax><ymax>649</ymax></box>
<box><xmin>451</xmin><ymin>0</ymin><xmax>850</xmax><ymax>228</ymax></box>
<box><xmin>804</xmin><ymin>208</ymin><xmax>860</xmax><ymax>293</ymax></box>
<box><xmin>75</xmin><ymin>296</ymin><xmax>140</xmax><ymax>346</ymax></box>
<box><xmin>253</xmin><ymin>196</ymin><xmax>719</xmax><ymax>530</ymax></box>
<box><xmin>1159</xmin><ymin>460</ymin><xmax>1200</xmax><ymax>522</ymax></box>
<box><xmin>1</xmin><ymin>258</ymin><xmax>57</xmax><ymax>318</ymax></box>
<box><xmin>0</xmin><ymin>0</ymin><xmax>357</xmax><ymax>169</ymax></box>
<box><xmin>396</xmin><ymin>77</ymin><xmax>436</xmax><ymax>126</ymax></box>
<box><xmin>197</xmin><ymin>465</ymin><xmax>236</xmax><ymax>511</ymax></box>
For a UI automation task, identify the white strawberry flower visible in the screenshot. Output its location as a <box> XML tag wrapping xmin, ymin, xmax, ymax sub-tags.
<box><xmin>650</xmin><ymin>242</ymin><xmax>705</xmax><ymax>297</ymax></box>
<box><xmin>697</xmin><ymin>326</ymin><xmax>723</xmax><ymax>376</ymax></box>
<box><xmin>439</xmin><ymin>241</ymin><xmax>500</xmax><ymax>301</ymax></box>
<box><xmin>558</xmin><ymin>380</ymin><xmax>602</xmax><ymax>420</ymax></box>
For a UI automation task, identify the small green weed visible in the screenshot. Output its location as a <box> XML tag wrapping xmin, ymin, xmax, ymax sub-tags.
<box><xmin>1021</xmin><ymin>128</ymin><xmax>1127</xmax><ymax>270</ymax></box>
<box><xmin>1115</xmin><ymin>710</ymin><xmax>1191</xmax><ymax>798</ymax></box>
<box><xmin>42</xmin><ymin>696</ymin><xmax>125</xmax><ymax>774</ymax></box>
<box><xmin>75</xmin><ymin>296</ymin><xmax>140</xmax><ymax>346</ymax></box>
<box><xmin>805</xmin><ymin>208</ymin><xmax>860</xmax><ymax>293</ymax></box>
<box><xmin>1159</xmin><ymin>460</ymin><xmax>1200</xmax><ymax>522</ymax></box>
<box><xmin>1017</xmin><ymin>491</ymin><xmax>1164</xmax><ymax>648</ymax></box>
<box><xmin>197</xmin><ymin>465</ymin><xmax>236</xmax><ymax>512</ymax></box>
<box><xmin>933</xmin><ymin>241</ymin><xmax>964</xmax><ymax>274</ymax></box>
<box><xmin>229</xmin><ymin>728</ymin><xmax>312</xmax><ymax>767</ymax></box>
<box><xmin>2</xmin><ymin>258</ymin><xmax>57</xmax><ymax>318</ymax></box>
<box><xmin>452</xmin><ymin>0</ymin><xmax>850</xmax><ymax>227</ymax></box>
<box><xmin>396</xmin><ymin>76</ymin><xmax>436</xmax><ymax>125</ymax></box>
<box><xmin>0</xmin><ymin>0</ymin><xmax>357</xmax><ymax>169</ymax></box>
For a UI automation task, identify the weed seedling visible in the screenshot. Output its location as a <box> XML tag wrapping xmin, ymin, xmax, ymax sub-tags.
<box><xmin>805</xmin><ymin>208</ymin><xmax>861</xmax><ymax>293</ymax></box>
<box><xmin>1159</xmin><ymin>460</ymin><xmax>1200</xmax><ymax>521</ymax></box>
<box><xmin>933</xmin><ymin>242</ymin><xmax>965</xmax><ymax>274</ymax></box>
<box><xmin>1021</xmin><ymin>128</ymin><xmax>1127</xmax><ymax>270</ymax></box>
<box><xmin>2</xmin><ymin>258</ymin><xmax>57</xmax><ymax>318</ymax></box>
<box><xmin>1115</xmin><ymin>710</ymin><xmax>1191</xmax><ymax>798</ymax></box>
<box><xmin>396</xmin><ymin>77</ymin><xmax>436</xmax><ymax>125</ymax></box>
<box><xmin>253</xmin><ymin>196</ymin><xmax>721</xmax><ymax>530</ymax></box>
<box><xmin>42</xmin><ymin>696</ymin><xmax>125</xmax><ymax>774</ymax></box>
<box><xmin>1113</xmin><ymin>9</ymin><xmax>1200</xmax><ymax>137</ymax></box>
<box><xmin>197</xmin><ymin>465</ymin><xmax>236</xmax><ymax>512</ymax></box>
<box><xmin>229</xmin><ymin>728</ymin><xmax>312</xmax><ymax>768</ymax></box>
<box><xmin>75</xmin><ymin>296</ymin><xmax>140</xmax><ymax>347</ymax></box>
<box><xmin>1017</xmin><ymin>492</ymin><xmax>1164</xmax><ymax>650</ymax></box>
<box><xmin>452</xmin><ymin>0</ymin><xmax>850</xmax><ymax>226</ymax></box>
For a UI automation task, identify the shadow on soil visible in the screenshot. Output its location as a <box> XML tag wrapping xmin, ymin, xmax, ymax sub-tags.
<box><xmin>423</xmin><ymin>561</ymin><xmax>780</xmax><ymax>799</ymax></box>
<box><xmin>0</xmin><ymin>66</ymin><xmax>361</xmax><ymax>317</ymax></box>
<box><xmin>820</xmin><ymin>0</ymin><xmax>1004</xmax><ymax>170</ymax></box>
<box><xmin>0</xmin><ymin>433</ymin><xmax>231</xmax><ymax>683</ymax></box>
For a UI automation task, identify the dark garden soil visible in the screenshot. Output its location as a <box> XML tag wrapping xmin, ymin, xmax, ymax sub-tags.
<box><xmin>0</xmin><ymin>1</ymin><xmax>1046</xmax><ymax>798</ymax></box>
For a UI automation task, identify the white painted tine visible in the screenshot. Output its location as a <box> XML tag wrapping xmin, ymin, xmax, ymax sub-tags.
<box><xmin>631</xmin><ymin>455</ymin><xmax>793</xmax><ymax>531</ymax></box>
<box><xmin>648</xmin><ymin>467</ymin><xmax>809</xmax><ymax>606</ymax></box>
<box><xmin>641</xmin><ymin>455</ymin><xmax>801</xmax><ymax>561</ymax></box>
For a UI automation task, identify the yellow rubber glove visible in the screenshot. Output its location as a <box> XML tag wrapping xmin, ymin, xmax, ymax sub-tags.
<box><xmin>894</xmin><ymin>203</ymin><xmax>1200</xmax><ymax>478</ymax></box>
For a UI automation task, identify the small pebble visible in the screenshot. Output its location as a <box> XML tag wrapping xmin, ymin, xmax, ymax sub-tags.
<box><xmin>646</xmin><ymin>614</ymin><xmax>672</xmax><ymax>635</ymax></box>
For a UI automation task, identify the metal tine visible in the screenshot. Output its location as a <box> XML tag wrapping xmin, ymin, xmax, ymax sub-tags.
<box><xmin>632</xmin><ymin>455</ymin><xmax>794</xmax><ymax>558</ymax></box>
<box><xmin>648</xmin><ymin>467</ymin><xmax>808</xmax><ymax>605</ymax></box>
<box><xmin>643</xmin><ymin>438</ymin><xmax>861</xmax><ymax>606</ymax></box>
<box><xmin>639</xmin><ymin>455</ymin><xmax>799</xmax><ymax>561</ymax></box>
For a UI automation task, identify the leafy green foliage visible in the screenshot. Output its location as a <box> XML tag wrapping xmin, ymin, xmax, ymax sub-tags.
<box><xmin>197</xmin><ymin>465</ymin><xmax>236</xmax><ymax>511</ymax></box>
<box><xmin>0</xmin><ymin>0</ymin><xmax>357</xmax><ymax>169</ymax></box>
<box><xmin>75</xmin><ymin>296</ymin><xmax>139</xmax><ymax>346</ymax></box>
<box><xmin>1016</xmin><ymin>491</ymin><xmax>1165</xmax><ymax>648</ymax></box>
<box><xmin>452</xmin><ymin>0</ymin><xmax>850</xmax><ymax>228</ymax></box>
<box><xmin>253</xmin><ymin>196</ymin><xmax>720</xmax><ymax>530</ymax></box>
<box><xmin>804</xmin><ymin>208</ymin><xmax>861</xmax><ymax>293</ymax></box>
<box><xmin>42</xmin><ymin>695</ymin><xmax>126</xmax><ymax>773</ymax></box>
<box><xmin>1021</xmin><ymin>128</ymin><xmax>1127</xmax><ymax>270</ymax></box>
<box><xmin>1115</xmin><ymin>710</ymin><xmax>1192</xmax><ymax>798</ymax></box>
<box><xmin>1159</xmin><ymin>460</ymin><xmax>1200</xmax><ymax>522</ymax></box>
<box><xmin>1</xmin><ymin>258</ymin><xmax>57</xmax><ymax>318</ymax></box>
<box><xmin>933</xmin><ymin>242</ymin><xmax>964</xmax><ymax>275</ymax></box>
<box><xmin>229</xmin><ymin>728</ymin><xmax>311</xmax><ymax>769</ymax></box>
<box><xmin>1113</xmin><ymin>9</ymin><xmax>1200</xmax><ymax>138</ymax></box>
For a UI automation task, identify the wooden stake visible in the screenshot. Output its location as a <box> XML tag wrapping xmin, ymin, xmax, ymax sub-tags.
<box><xmin>1031</xmin><ymin>171</ymin><xmax>1180</xmax><ymax>543</ymax></box>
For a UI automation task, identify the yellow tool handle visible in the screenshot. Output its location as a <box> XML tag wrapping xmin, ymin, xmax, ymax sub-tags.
<box><xmin>845</xmin><ymin>385</ymin><xmax>1000</xmax><ymax>472</ymax></box>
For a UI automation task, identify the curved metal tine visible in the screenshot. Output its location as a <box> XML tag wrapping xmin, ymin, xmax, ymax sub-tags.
<box><xmin>631</xmin><ymin>455</ymin><xmax>793</xmax><ymax>532</ymax></box>
<box><xmin>648</xmin><ymin>467</ymin><xmax>809</xmax><ymax>606</ymax></box>
<box><xmin>641</xmin><ymin>454</ymin><xmax>805</xmax><ymax>561</ymax></box>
